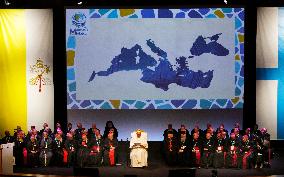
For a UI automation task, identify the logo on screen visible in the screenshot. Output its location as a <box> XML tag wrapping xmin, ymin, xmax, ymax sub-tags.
<box><xmin>70</xmin><ymin>12</ymin><xmax>88</xmax><ymax>36</ymax></box>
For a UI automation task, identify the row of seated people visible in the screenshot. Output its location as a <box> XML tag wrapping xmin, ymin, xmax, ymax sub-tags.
<box><xmin>9</xmin><ymin>129</ymin><xmax>118</xmax><ymax>168</ymax></box>
<box><xmin>0</xmin><ymin>121</ymin><xmax>120</xmax><ymax>168</ymax></box>
<box><xmin>0</xmin><ymin>122</ymin><xmax>271</xmax><ymax>169</ymax></box>
<box><xmin>162</xmin><ymin>123</ymin><xmax>271</xmax><ymax>169</ymax></box>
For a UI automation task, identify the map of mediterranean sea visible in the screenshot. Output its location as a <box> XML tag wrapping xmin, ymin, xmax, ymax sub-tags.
<box><xmin>88</xmin><ymin>33</ymin><xmax>229</xmax><ymax>91</ymax></box>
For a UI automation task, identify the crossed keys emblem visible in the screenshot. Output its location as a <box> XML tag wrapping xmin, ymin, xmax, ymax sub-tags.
<box><xmin>29</xmin><ymin>59</ymin><xmax>51</xmax><ymax>92</ymax></box>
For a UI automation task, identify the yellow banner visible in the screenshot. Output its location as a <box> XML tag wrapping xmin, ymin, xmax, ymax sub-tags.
<box><xmin>0</xmin><ymin>10</ymin><xmax>27</xmax><ymax>136</ymax></box>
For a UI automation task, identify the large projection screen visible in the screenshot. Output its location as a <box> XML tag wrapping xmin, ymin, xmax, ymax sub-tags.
<box><xmin>66</xmin><ymin>9</ymin><xmax>244</xmax><ymax>110</ymax></box>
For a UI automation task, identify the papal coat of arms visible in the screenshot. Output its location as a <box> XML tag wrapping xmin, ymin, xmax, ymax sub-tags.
<box><xmin>29</xmin><ymin>59</ymin><xmax>51</xmax><ymax>92</ymax></box>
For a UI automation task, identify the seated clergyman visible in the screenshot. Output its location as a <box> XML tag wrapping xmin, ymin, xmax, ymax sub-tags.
<box><xmin>130</xmin><ymin>129</ymin><xmax>148</xmax><ymax>168</ymax></box>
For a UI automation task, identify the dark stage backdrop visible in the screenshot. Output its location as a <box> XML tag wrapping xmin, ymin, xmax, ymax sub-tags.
<box><xmin>68</xmin><ymin>109</ymin><xmax>243</xmax><ymax>141</ymax></box>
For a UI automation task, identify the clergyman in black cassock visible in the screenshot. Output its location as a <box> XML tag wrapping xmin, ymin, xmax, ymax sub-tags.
<box><xmin>225</xmin><ymin>132</ymin><xmax>240</xmax><ymax>168</ymax></box>
<box><xmin>260</xmin><ymin>128</ymin><xmax>271</xmax><ymax>167</ymax></box>
<box><xmin>89</xmin><ymin>129</ymin><xmax>103</xmax><ymax>166</ymax></box>
<box><xmin>213</xmin><ymin>132</ymin><xmax>225</xmax><ymax>168</ymax></box>
<box><xmin>27</xmin><ymin>135</ymin><xmax>39</xmax><ymax>167</ymax></box>
<box><xmin>239</xmin><ymin>135</ymin><xmax>253</xmax><ymax>169</ymax></box>
<box><xmin>190</xmin><ymin>132</ymin><xmax>202</xmax><ymax>168</ymax></box>
<box><xmin>163</xmin><ymin>131</ymin><xmax>178</xmax><ymax>166</ymax></box>
<box><xmin>14</xmin><ymin>131</ymin><xmax>25</xmax><ymax>167</ymax></box>
<box><xmin>103</xmin><ymin>131</ymin><xmax>118</xmax><ymax>166</ymax></box>
<box><xmin>53</xmin><ymin>133</ymin><xmax>64</xmax><ymax>166</ymax></box>
<box><xmin>201</xmin><ymin>133</ymin><xmax>214</xmax><ymax>168</ymax></box>
<box><xmin>77</xmin><ymin>133</ymin><xmax>91</xmax><ymax>167</ymax></box>
<box><xmin>177</xmin><ymin>130</ymin><xmax>191</xmax><ymax>166</ymax></box>
<box><xmin>64</xmin><ymin>133</ymin><xmax>77</xmax><ymax>167</ymax></box>
<box><xmin>253</xmin><ymin>138</ymin><xmax>264</xmax><ymax>168</ymax></box>
<box><xmin>39</xmin><ymin>132</ymin><xmax>53</xmax><ymax>167</ymax></box>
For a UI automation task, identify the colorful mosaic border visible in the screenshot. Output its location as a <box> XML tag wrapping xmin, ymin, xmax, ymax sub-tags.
<box><xmin>66</xmin><ymin>8</ymin><xmax>244</xmax><ymax>109</ymax></box>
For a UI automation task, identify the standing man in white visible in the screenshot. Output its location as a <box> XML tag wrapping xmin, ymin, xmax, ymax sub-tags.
<box><xmin>130</xmin><ymin>129</ymin><xmax>148</xmax><ymax>168</ymax></box>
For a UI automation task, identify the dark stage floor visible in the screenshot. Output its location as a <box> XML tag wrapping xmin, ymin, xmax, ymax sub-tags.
<box><xmin>13</xmin><ymin>142</ymin><xmax>284</xmax><ymax>177</ymax></box>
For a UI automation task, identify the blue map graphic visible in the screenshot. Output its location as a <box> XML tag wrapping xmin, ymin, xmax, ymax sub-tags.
<box><xmin>88</xmin><ymin>33</ymin><xmax>229</xmax><ymax>91</ymax></box>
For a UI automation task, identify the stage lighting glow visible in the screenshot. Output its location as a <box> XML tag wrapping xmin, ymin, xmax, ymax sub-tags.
<box><xmin>4</xmin><ymin>0</ymin><xmax>11</xmax><ymax>5</ymax></box>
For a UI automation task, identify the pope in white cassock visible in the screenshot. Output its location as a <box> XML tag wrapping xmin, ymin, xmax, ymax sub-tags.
<box><xmin>130</xmin><ymin>129</ymin><xmax>148</xmax><ymax>168</ymax></box>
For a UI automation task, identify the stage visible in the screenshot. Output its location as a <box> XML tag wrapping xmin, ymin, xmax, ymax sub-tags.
<box><xmin>13</xmin><ymin>162</ymin><xmax>284</xmax><ymax>177</ymax></box>
<box><xmin>12</xmin><ymin>142</ymin><xmax>284</xmax><ymax>177</ymax></box>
